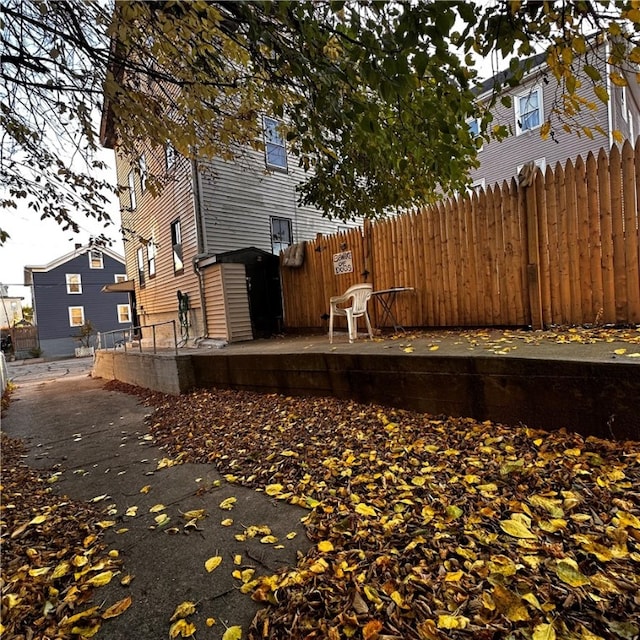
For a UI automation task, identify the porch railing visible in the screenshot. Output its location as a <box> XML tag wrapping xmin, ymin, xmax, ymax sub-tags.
<box><xmin>97</xmin><ymin>320</ymin><xmax>178</xmax><ymax>356</ymax></box>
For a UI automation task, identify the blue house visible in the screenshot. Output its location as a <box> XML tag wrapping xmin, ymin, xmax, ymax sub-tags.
<box><xmin>24</xmin><ymin>244</ymin><xmax>131</xmax><ymax>358</ymax></box>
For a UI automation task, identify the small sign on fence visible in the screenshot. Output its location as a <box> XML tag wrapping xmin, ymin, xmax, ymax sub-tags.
<box><xmin>333</xmin><ymin>250</ymin><xmax>353</xmax><ymax>275</ymax></box>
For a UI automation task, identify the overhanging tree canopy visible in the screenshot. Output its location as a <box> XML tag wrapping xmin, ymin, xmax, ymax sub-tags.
<box><xmin>2</xmin><ymin>0</ymin><xmax>640</xmax><ymax>244</ymax></box>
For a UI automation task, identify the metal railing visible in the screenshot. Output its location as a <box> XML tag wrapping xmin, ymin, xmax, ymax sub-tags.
<box><xmin>97</xmin><ymin>320</ymin><xmax>178</xmax><ymax>356</ymax></box>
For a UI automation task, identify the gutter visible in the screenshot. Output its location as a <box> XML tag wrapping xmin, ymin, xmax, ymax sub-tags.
<box><xmin>191</xmin><ymin>158</ymin><xmax>209</xmax><ymax>338</ymax></box>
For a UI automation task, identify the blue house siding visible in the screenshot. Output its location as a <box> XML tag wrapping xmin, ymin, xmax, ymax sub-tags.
<box><xmin>26</xmin><ymin>247</ymin><xmax>130</xmax><ymax>358</ymax></box>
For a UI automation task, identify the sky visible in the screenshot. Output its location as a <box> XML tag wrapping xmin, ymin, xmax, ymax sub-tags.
<box><xmin>0</xmin><ymin>150</ymin><xmax>124</xmax><ymax>307</ymax></box>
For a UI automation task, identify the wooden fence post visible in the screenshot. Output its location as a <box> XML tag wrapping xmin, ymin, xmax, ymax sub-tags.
<box><xmin>363</xmin><ymin>219</ymin><xmax>373</xmax><ymax>285</ymax></box>
<box><xmin>520</xmin><ymin>164</ymin><xmax>544</xmax><ymax>329</ymax></box>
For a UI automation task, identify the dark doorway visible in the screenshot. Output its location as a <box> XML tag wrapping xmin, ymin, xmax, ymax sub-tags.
<box><xmin>215</xmin><ymin>248</ymin><xmax>282</xmax><ymax>338</ymax></box>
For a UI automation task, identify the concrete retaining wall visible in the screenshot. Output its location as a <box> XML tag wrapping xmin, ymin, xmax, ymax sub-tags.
<box><xmin>93</xmin><ymin>350</ymin><xmax>640</xmax><ymax>441</ymax></box>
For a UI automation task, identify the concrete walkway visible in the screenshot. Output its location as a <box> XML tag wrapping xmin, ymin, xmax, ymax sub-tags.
<box><xmin>1</xmin><ymin>362</ymin><xmax>309</xmax><ymax>640</ymax></box>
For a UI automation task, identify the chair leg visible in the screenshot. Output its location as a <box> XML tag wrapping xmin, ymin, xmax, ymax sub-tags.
<box><xmin>329</xmin><ymin>309</ymin><xmax>334</xmax><ymax>344</ymax></box>
<box><xmin>346</xmin><ymin>310</ymin><xmax>355</xmax><ymax>343</ymax></box>
<box><xmin>364</xmin><ymin>311</ymin><xmax>373</xmax><ymax>340</ymax></box>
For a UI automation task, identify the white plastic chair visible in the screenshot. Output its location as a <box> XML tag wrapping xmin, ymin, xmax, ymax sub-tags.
<box><xmin>329</xmin><ymin>283</ymin><xmax>374</xmax><ymax>344</ymax></box>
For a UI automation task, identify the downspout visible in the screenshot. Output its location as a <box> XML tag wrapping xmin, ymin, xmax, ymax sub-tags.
<box><xmin>605</xmin><ymin>39</ymin><xmax>614</xmax><ymax>148</ymax></box>
<box><xmin>191</xmin><ymin>157</ymin><xmax>209</xmax><ymax>338</ymax></box>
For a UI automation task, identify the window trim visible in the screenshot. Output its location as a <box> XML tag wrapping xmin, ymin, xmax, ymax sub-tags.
<box><xmin>517</xmin><ymin>157</ymin><xmax>547</xmax><ymax>176</ymax></box>
<box><xmin>263</xmin><ymin>116</ymin><xmax>288</xmax><ymax>171</ymax></box>
<box><xmin>114</xmin><ymin>274</ymin><xmax>127</xmax><ymax>283</ymax></box>
<box><xmin>65</xmin><ymin>273</ymin><xmax>82</xmax><ymax>294</ymax></box>
<box><xmin>466</xmin><ymin>116</ymin><xmax>484</xmax><ymax>151</ymax></box>
<box><xmin>514</xmin><ymin>85</ymin><xmax>543</xmax><ymax>136</ymax></box>
<box><xmin>128</xmin><ymin>170</ymin><xmax>137</xmax><ymax>210</ymax></box>
<box><xmin>270</xmin><ymin>216</ymin><xmax>293</xmax><ymax>255</ymax></box>
<box><xmin>117</xmin><ymin>304</ymin><xmax>131</xmax><ymax>324</ymax></box>
<box><xmin>139</xmin><ymin>154</ymin><xmax>147</xmax><ymax>192</ymax></box>
<box><xmin>171</xmin><ymin>219</ymin><xmax>184</xmax><ymax>274</ymax></box>
<box><xmin>165</xmin><ymin>143</ymin><xmax>176</xmax><ymax>171</ymax></box>
<box><xmin>137</xmin><ymin>246</ymin><xmax>145</xmax><ymax>287</ymax></box>
<box><xmin>147</xmin><ymin>240</ymin><xmax>156</xmax><ymax>278</ymax></box>
<box><xmin>88</xmin><ymin>249</ymin><xmax>103</xmax><ymax>269</ymax></box>
<box><xmin>68</xmin><ymin>306</ymin><xmax>85</xmax><ymax>327</ymax></box>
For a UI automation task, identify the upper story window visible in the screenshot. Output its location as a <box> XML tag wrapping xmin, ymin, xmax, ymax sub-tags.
<box><xmin>89</xmin><ymin>249</ymin><xmax>103</xmax><ymax>269</ymax></box>
<box><xmin>139</xmin><ymin>154</ymin><xmax>147</xmax><ymax>192</ymax></box>
<box><xmin>128</xmin><ymin>170</ymin><xmax>137</xmax><ymax>210</ymax></box>
<box><xmin>137</xmin><ymin>246</ymin><xmax>145</xmax><ymax>287</ymax></box>
<box><xmin>115</xmin><ymin>274</ymin><xmax>127</xmax><ymax>283</ymax></box>
<box><xmin>271</xmin><ymin>217</ymin><xmax>292</xmax><ymax>255</ymax></box>
<box><xmin>148</xmin><ymin>240</ymin><xmax>157</xmax><ymax>277</ymax></box>
<box><xmin>171</xmin><ymin>220</ymin><xmax>184</xmax><ymax>273</ymax></box>
<box><xmin>65</xmin><ymin>274</ymin><xmax>82</xmax><ymax>294</ymax></box>
<box><xmin>467</xmin><ymin>117</ymin><xmax>481</xmax><ymax>138</ymax></box>
<box><xmin>263</xmin><ymin>116</ymin><xmax>288</xmax><ymax>170</ymax></box>
<box><xmin>515</xmin><ymin>86</ymin><xmax>543</xmax><ymax>135</ymax></box>
<box><xmin>165</xmin><ymin>143</ymin><xmax>176</xmax><ymax>171</ymax></box>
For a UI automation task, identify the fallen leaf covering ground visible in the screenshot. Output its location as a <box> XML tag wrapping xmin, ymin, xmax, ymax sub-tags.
<box><xmin>0</xmin><ymin>433</ymin><xmax>130</xmax><ymax>639</ymax></box>
<box><xmin>107</xmin><ymin>379</ymin><xmax>640</xmax><ymax>640</ymax></box>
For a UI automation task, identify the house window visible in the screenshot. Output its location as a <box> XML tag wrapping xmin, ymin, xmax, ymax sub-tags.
<box><xmin>621</xmin><ymin>87</ymin><xmax>628</xmax><ymax>121</ymax></box>
<box><xmin>65</xmin><ymin>274</ymin><xmax>82</xmax><ymax>294</ymax></box>
<box><xmin>466</xmin><ymin>117</ymin><xmax>483</xmax><ymax>151</ymax></box>
<box><xmin>89</xmin><ymin>249</ymin><xmax>103</xmax><ymax>269</ymax></box>
<box><xmin>139</xmin><ymin>155</ymin><xmax>147</xmax><ymax>192</ymax></box>
<box><xmin>68</xmin><ymin>306</ymin><xmax>85</xmax><ymax>327</ymax></box>
<box><xmin>171</xmin><ymin>220</ymin><xmax>184</xmax><ymax>273</ymax></box>
<box><xmin>115</xmin><ymin>274</ymin><xmax>127</xmax><ymax>283</ymax></box>
<box><xmin>263</xmin><ymin>116</ymin><xmax>288</xmax><ymax>170</ymax></box>
<box><xmin>148</xmin><ymin>241</ymin><xmax>156</xmax><ymax>277</ymax></box>
<box><xmin>117</xmin><ymin>304</ymin><xmax>131</xmax><ymax>323</ymax></box>
<box><xmin>515</xmin><ymin>86</ymin><xmax>543</xmax><ymax>135</ymax></box>
<box><xmin>271</xmin><ymin>217</ymin><xmax>292</xmax><ymax>255</ymax></box>
<box><xmin>128</xmin><ymin>170</ymin><xmax>137</xmax><ymax>210</ymax></box>
<box><xmin>165</xmin><ymin>143</ymin><xmax>176</xmax><ymax>171</ymax></box>
<box><xmin>469</xmin><ymin>178</ymin><xmax>486</xmax><ymax>193</ymax></box>
<box><xmin>137</xmin><ymin>246</ymin><xmax>145</xmax><ymax>287</ymax></box>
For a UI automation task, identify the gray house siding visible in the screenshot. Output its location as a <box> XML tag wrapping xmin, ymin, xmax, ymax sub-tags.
<box><xmin>198</xmin><ymin>153</ymin><xmax>360</xmax><ymax>257</ymax></box>
<box><xmin>470</xmin><ymin>54</ymin><xmax>639</xmax><ymax>188</ymax></box>
<box><xmin>28</xmin><ymin>249</ymin><xmax>130</xmax><ymax>357</ymax></box>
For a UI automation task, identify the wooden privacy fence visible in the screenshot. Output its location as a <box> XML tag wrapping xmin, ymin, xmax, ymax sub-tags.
<box><xmin>282</xmin><ymin>140</ymin><xmax>640</xmax><ymax>330</ymax></box>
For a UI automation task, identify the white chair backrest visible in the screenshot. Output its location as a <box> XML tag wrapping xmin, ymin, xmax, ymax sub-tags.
<box><xmin>346</xmin><ymin>284</ymin><xmax>372</xmax><ymax>313</ymax></box>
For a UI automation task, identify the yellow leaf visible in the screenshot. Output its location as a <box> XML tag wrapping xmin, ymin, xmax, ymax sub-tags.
<box><xmin>318</xmin><ymin>540</ymin><xmax>334</xmax><ymax>552</ymax></box>
<box><xmin>140</xmin><ymin>485</ymin><xmax>151</xmax><ymax>494</ymax></box>
<box><xmin>265</xmin><ymin>483</ymin><xmax>284</xmax><ymax>496</ymax></box>
<box><xmin>182</xmin><ymin>509</ymin><xmax>207</xmax><ymax>520</ymax></box>
<box><xmin>444</xmin><ymin>570</ymin><xmax>464</xmax><ymax>582</ymax></box>
<box><xmin>222</xmin><ymin>625</ymin><xmax>243</xmax><ymax>640</ymax></box>
<box><xmin>221</xmin><ymin>518</ymin><xmax>233</xmax><ymax>526</ymax></box>
<box><xmin>556</xmin><ymin>558</ymin><xmax>590</xmax><ymax>587</ymax></box>
<box><xmin>170</xmin><ymin>601</ymin><xmax>197</xmax><ymax>621</ymax></box>
<box><xmin>500</xmin><ymin>518</ymin><xmax>537</xmax><ymax>539</ymax></box>
<box><xmin>206</xmin><ymin>618</ymin><xmax>216</xmax><ymax>627</ymax></box>
<box><xmin>286</xmin><ymin>531</ymin><xmax>297</xmax><ymax>539</ymax></box>
<box><xmin>614</xmin><ymin>348</ymin><xmax>627</xmax><ymax>355</ymax></box>
<box><xmin>154</xmin><ymin>513</ymin><xmax>170</xmax><ymax>526</ymax></box>
<box><xmin>52</xmin><ymin>561</ymin><xmax>71</xmax><ymax>579</ymax></box>
<box><xmin>260</xmin><ymin>535</ymin><xmax>278</xmax><ymax>544</ymax></box>
<box><xmin>615</xmin><ymin>511</ymin><xmax>640</xmax><ymax>529</ymax></box>
<box><xmin>429</xmin><ymin>344</ymin><xmax>439</xmax><ymax>351</ymax></box>
<box><xmin>411</xmin><ymin>476</ymin><xmax>426</xmax><ymax>487</ymax></box>
<box><xmin>403</xmin><ymin>346</ymin><xmax>414</xmax><ymax>353</ymax></box>
<box><xmin>28</xmin><ymin>566</ymin><xmax>51</xmax><ymax>577</ymax></box>
<box><xmin>355</xmin><ymin>503</ymin><xmax>377</xmax><ymax>517</ymax></box>
<box><xmin>125</xmin><ymin>506</ymin><xmax>138</xmax><ymax>517</ymax></box>
<box><xmin>96</xmin><ymin>520</ymin><xmax>116</xmax><ymax>529</ymax></box>
<box><xmin>533</xmin><ymin>622</ymin><xmax>557</xmax><ymax>640</ymax></box>
<box><xmin>149</xmin><ymin>503</ymin><xmax>166</xmax><ymax>513</ymax></box>
<box><xmin>29</xmin><ymin>514</ymin><xmax>47</xmax><ymax>525</ymax></box>
<box><xmin>541</xmin><ymin>121</ymin><xmax>551</xmax><ymax>140</ymax></box>
<box><xmin>120</xmin><ymin>574</ymin><xmax>134</xmax><ymax>586</ymax></box>
<box><xmin>169</xmin><ymin>619</ymin><xmax>196</xmax><ymax>638</ymax></box>
<box><xmin>205</xmin><ymin>556</ymin><xmax>223</xmax><ymax>573</ymax></box>
<box><xmin>219</xmin><ymin>497</ymin><xmax>237</xmax><ymax>510</ymax></box>
<box><xmin>437</xmin><ymin>614</ymin><xmax>469</xmax><ymax>630</ymax></box>
<box><xmin>234</xmin><ymin>554</ymin><xmax>242</xmax><ymax>565</ymax></box>
<box><xmin>70</xmin><ymin>623</ymin><xmax>101</xmax><ymax>637</ymax></box>
<box><xmin>626</xmin><ymin>352</ymin><xmax>640</xmax><ymax>358</ymax></box>
<box><xmin>102</xmin><ymin>596</ymin><xmax>133</xmax><ymax>619</ymax></box>
<box><xmin>612</xmin><ymin>129</ymin><xmax>624</xmax><ymax>144</ymax></box>
<box><xmin>87</xmin><ymin>571</ymin><xmax>113</xmax><ymax>587</ymax></box>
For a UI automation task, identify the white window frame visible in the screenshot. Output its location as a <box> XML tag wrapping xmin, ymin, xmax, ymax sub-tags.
<box><xmin>65</xmin><ymin>273</ymin><xmax>82</xmax><ymax>294</ymax></box>
<box><xmin>89</xmin><ymin>249</ymin><xmax>103</xmax><ymax>269</ymax></box>
<box><xmin>469</xmin><ymin>178</ymin><xmax>486</xmax><ymax>194</ymax></box>
<box><xmin>115</xmin><ymin>274</ymin><xmax>127</xmax><ymax>283</ymax></box>
<box><xmin>137</xmin><ymin>246</ymin><xmax>145</xmax><ymax>286</ymax></box>
<box><xmin>117</xmin><ymin>304</ymin><xmax>131</xmax><ymax>324</ymax></box>
<box><xmin>165</xmin><ymin>143</ymin><xmax>176</xmax><ymax>171</ymax></box>
<box><xmin>139</xmin><ymin>154</ymin><xmax>147</xmax><ymax>192</ymax></box>
<box><xmin>171</xmin><ymin>219</ymin><xmax>184</xmax><ymax>273</ymax></box>
<box><xmin>68</xmin><ymin>306</ymin><xmax>85</xmax><ymax>327</ymax></box>
<box><xmin>128</xmin><ymin>170</ymin><xmax>137</xmax><ymax>210</ymax></box>
<box><xmin>515</xmin><ymin>85</ymin><xmax>543</xmax><ymax>135</ymax></box>
<box><xmin>263</xmin><ymin>116</ymin><xmax>288</xmax><ymax>171</ymax></box>
<box><xmin>148</xmin><ymin>240</ymin><xmax>157</xmax><ymax>277</ymax></box>
<box><xmin>621</xmin><ymin>87</ymin><xmax>628</xmax><ymax>121</ymax></box>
